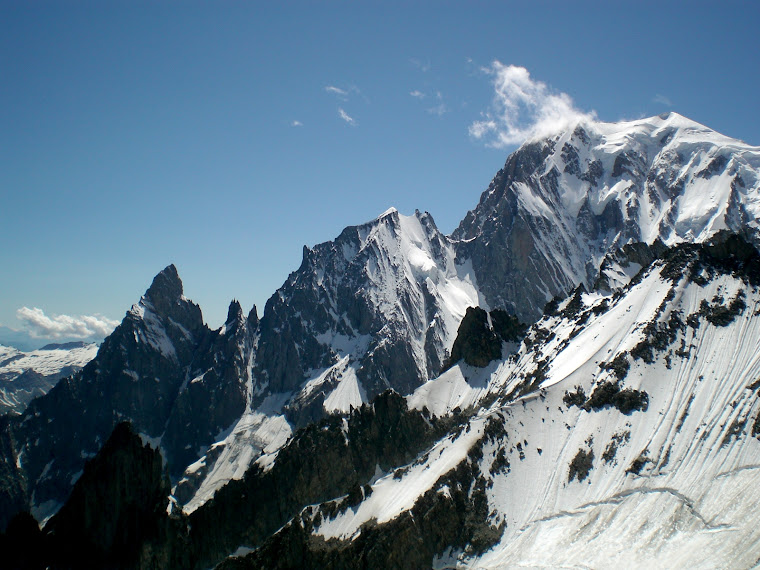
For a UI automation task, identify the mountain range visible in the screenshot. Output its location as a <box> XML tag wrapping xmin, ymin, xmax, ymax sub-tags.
<box><xmin>0</xmin><ymin>342</ymin><xmax>97</xmax><ymax>416</ymax></box>
<box><xmin>2</xmin><ymin>112</ymin><xmax>760</xmax><ymax>568</ymax></box>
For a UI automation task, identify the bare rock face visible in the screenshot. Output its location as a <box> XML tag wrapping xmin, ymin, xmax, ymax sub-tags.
<box><xmin>444</xmin><ymin>307</ymin><xmax>527</xmax><ymax>370</ymax></box>
<box><xmin>161</xmin><ymin>299</ymin><xmax>252</xmax><ymax>470</ymax></box>
<box><xmin>254</xmin><ymin>208</ymin><xmax>481</xmax><ymax>405</ymax></box>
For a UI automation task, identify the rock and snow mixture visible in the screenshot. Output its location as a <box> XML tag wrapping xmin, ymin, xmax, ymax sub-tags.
<box><xmin>5</xmin><ymin>113</ymin><xmax>760</xmax><ymax>569</ymax></box>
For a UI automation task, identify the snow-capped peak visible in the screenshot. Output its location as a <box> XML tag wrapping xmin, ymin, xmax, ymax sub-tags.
<box><xmin>378</xmin><ymin>206</ymin><xmax>398</xmax><ymax>218</ymax></box>
<box><xmin>453</xmin><ymin>113</ymin><xmax>760</xmax><ymax>322</ymax></box>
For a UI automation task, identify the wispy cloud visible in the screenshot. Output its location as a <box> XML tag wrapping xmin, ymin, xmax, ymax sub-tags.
<box><xmin>338</xmin><ymin>108</ymin><xmax>356</xmax><ymax>126</ymax></box>
<box><xmin>325</xmin><ymin>85</ymin><xmax>362</xmax><ymax>103</ymax></box>
<box><xmin>410</xmin><ymin>89</ymin><xmax>448</xmax><ymax>116</ymax></box>
<box><xmin>427</xmin><ymin>91</ymin><xmax>449</xmax><ymax>116</ymax></box>
<box><xmin>653</xmin><ymin>93</ymin><xmax>673</xmax><ymax>107</ymax></box>
<box><xmin>410</xmin><ymin>58</ymin><xmax>431</xmax><ymax>73</ymax></box>
<box><xmin>325</xmin><ymin>85</ymin><xmax>363</xmax><ymax>125</ymax></box>
<box><xmin>291</xmin><ymin>120</ymin><xmax>303</xmax><ymax>127</ymax></box>
<box><xmin>16</xmin><ymin>307</ymin><xmax>119</xmax><ymax>340</ymax></box>
<box><xmin>470</xmin><ymin>62</ymin><xmax>596</xmax><ymax>148</ymax></box>
<box><xmin>325</xmin><ymin>85</ymin><xmax>349</xmax><ymax>98</ymax></box>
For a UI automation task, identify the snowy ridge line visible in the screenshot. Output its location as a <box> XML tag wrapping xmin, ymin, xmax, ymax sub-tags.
<box><xmin>313</xmin><ymin>413</ymin><xmax>487</xmax><ymax>540</ymax></box>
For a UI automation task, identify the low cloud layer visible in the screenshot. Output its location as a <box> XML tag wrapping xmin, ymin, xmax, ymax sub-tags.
<box><xmin>470</xmin><ymin>62</ymin><xmax>595</xmax><ymax>148</ymax></box>
<box><xmin>16</xmin><ymin>307</ymin><xmax>119</xmax><ymax>340</ymax></box>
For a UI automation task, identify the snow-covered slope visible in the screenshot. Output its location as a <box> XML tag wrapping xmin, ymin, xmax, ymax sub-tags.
<box><xmin>0</xmin><ymin>342</ymin><xmax>97</xmax><ymax>415</ymax></box>
<box><xmin>454</xmin><ymin>112</ymin><xmax>760</xmax><ymax>322</ymax></box>
<box><xmin>238</xmin><ymin>235</ymin><xmax>760</xmax><ymax>568</ymax></box>
<box><xmin>466</xmin><ymin>238</ymin><xmax>760</xmax><ymax>568</ymax></box>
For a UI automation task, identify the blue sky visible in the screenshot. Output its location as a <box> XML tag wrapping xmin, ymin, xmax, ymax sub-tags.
<box><xmin>1</xmin><ymin>1</ymin><xmax>759</xmax><ymax>344</ymax></box>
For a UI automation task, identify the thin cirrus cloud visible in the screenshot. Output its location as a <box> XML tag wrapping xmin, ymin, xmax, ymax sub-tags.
<box><xmin>654</xmin><ymin>93</ymin><xmax>673</xmax><ymax>107</ymax></box>
<box><xmin>409</xmin><ymin>58</ymin><xmax>431</xmax><ymax>73</ymax></box>
<box><xmin>325</xmin><ymin>85</ymin><xmax>362</xmax><ymax>125</ymax></box>
<box><xmin>470</xmin><ymin>61</ymin><xmax>596</xmax><ymax>148</ymax></box>
<box><xmin>410</xmin><ymin>90</ymin><xmax>448</xmax><ymax>116</ymax></box>
<box><xmin>325</xmin><ymin>85</ymin><xmax>349</xmax><ymax>98</ymax></box>
<box><xmin>338</xmin><ymin>108</ymin><xmax>356</xmax><ymax>126</ymax></box>
<box><xmin>16</xmin><ymin>307</ymin><xmax>119</xmax><ymax>340</ymax></box>
<box><xmin>427</xmin><ymin>91</ymin><xmax>448</xmax><ymax>116</ymax></box>
<box><xmin>324</xmin><ymin>84</ymin><xmax>362</xmax><ymax>101</ymax></box>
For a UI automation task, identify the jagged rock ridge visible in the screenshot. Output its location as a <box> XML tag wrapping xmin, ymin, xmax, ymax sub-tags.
<box><xmin>255</xmin><ymin>207</ymin><xmax>481</xmax><ymax>409</ymax></box>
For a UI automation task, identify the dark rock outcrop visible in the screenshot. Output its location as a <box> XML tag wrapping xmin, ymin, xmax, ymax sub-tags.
<box><xmin>444</xmin><ymin>307</ymin><xmax>527</xmax><ymax>370</ymax></box>
<box><xmin>221</xmin><ymin>461</ymin><xmax>501</xmax><ymax>570</ymax></box>
<box><xmin>42</xmin><ymin>422</ymin><xmax>188</xmax><ymax>568</ymax></box>
<box><xmin>0</xmin><ymin>417</ymin><xmax>27</xmax><ymax>532</ymax></box>
<box><xmin>1</xmin><ymin>422</ymin><xmax>190</xmax><ymax>569</ymax></box>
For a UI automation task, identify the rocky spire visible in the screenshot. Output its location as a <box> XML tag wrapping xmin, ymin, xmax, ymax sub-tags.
<box><xmin>247</xmin><ymin>305</ymin><xmax>259</xmax><ymax>328</ymax></box>
<box><xmin>225</xmin><ymin>300</ymin><xmax>245</xmax><ymax>331</ymax></box>
<box><xmin>145</xmin><ymin>264</ymin><xmax>183</xmax><ymax>315</ymax></box>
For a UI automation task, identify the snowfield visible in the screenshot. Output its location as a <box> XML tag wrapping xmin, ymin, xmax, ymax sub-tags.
<box><xmin>0</xmin><ymin>343</ymin><xmax>98</xmax><ymax>414</ymax></box>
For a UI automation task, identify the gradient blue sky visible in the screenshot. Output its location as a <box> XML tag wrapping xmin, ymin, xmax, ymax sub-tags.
<box><xmin>2</xmin><ymin>1</ymin><xmax>759</xmax><ymax>342</ymax></box>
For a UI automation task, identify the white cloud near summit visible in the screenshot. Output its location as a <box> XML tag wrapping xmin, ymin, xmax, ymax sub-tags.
<box><xmin>470</xmin><ymin>62</ymin><xmax>595</xmax><ymax>148</ymax></box>
<box><xmin>16</xmin><ymin>307</ymin><xmax>119</xmax><ymax>340</ymax></box>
